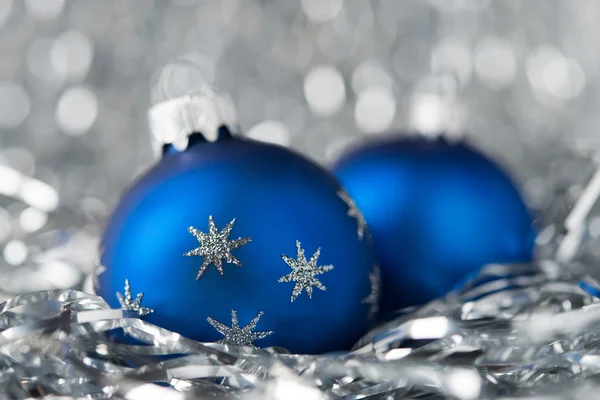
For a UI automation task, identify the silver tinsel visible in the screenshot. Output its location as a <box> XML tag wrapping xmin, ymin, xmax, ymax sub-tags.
<box><xmin>2</xmin><ymin>239</ymin><xmax>600</xmax><ymax>399</ymax></box>
<box><xmin>1</xmin><ymin>0</ymin><xmax>600</xmax><ymax>398</ymax></box>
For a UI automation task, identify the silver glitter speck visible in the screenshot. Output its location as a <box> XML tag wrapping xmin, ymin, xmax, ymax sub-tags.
<box><xmin>338</xmin><ymin>190</ymin><xmax>367</xmax><ymax>240</ymax></box>
<box><xmin>92</xmin><ymin>249</ymin><xmax>106</xmax><ymax>291</ymax></box>
<box><xmin>279</xmin><ymin>240</ymin><xmax>334</xmax><ymax>302</ymax></box>
<box><xmin>361</xmin><ymin>263</ymin><xmax>381</xmax><ymax>318</ymax></box>
<box><xmin>207</xmin><ymin>310</ymin><xmax>273</xmax><ymax>347</ymax></box>
<box><xmin>184</xmin><ymin>216</ymin><xmax>252</xmax><ymax>279</ymax></box>
<box><xmin>116</xmin><ymin>279</ymin><xmax>154</xmax><ymax>317</ymax></box>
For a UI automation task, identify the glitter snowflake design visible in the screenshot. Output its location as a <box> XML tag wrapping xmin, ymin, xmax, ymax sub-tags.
<box><xmin>184</xmin><ymin>216</ymin><xmax>252</xmax><ymax>279</ymax></box>
<box><xmin>207</xmin><ymin>310</ymin><xmax>273</xmax><ymax>346</ymax></box>
<box><xmin>92</xmin><ymin>249</ymin><xmax>106</xmax><ymax>291</ymax></box>
<box><xmin>279</xmin><ymin>240</ymin><xmax>334</xmax><ymax>302</ymax></box>
<box><xmin>362</xmin><ymin>264</ymin><xmax>381</xmax><ymax>317</ymax></box>
<box><xmin>116</xmin><ymin>279</ymin><xmax>154</xmax><ymax>317</ymax></box>
<box><xmin>338</xmin><ymin>190</ymin><xmax>367</xmax><ymax>240</ymax></box>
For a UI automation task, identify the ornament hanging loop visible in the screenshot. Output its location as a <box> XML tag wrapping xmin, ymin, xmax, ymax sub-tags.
<box><xmin>147</xmin><ymin>87</ymin><xmax>239</xmax><ymax>155</ymax></box>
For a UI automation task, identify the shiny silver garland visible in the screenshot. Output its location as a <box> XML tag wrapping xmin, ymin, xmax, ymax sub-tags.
<box><xmin>0</xmin><ymin>255</ymin><xmax>597</xmax><ymax>399</ymax></box>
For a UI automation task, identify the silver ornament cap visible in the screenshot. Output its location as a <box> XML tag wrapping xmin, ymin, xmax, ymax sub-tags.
<box><xmin>147</xmin><ymin>87</ymin><xmax>239</xmax><ymax>154</ymax></box>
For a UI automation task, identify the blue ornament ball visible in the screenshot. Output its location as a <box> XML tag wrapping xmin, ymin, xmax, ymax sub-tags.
<box><xmin>333</xmin><ymin>136</ymin><xmax>536</xmax><ymax>317</ymax></box>
<box><xmin>97</xmin><ymin>126</ymin><xmax>377</xmax><ymax>354</ymax></box>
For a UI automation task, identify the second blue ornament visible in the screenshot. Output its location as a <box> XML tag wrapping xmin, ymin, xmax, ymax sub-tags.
<box><xmin>333</xmin><ymin>135</ymin><xmax>537</xmax><ymax>317</ymax></box>
<box><xmin>96</xmin><ymin>90</ymin><xmax>378</xmax><ymax>354</ymax></box>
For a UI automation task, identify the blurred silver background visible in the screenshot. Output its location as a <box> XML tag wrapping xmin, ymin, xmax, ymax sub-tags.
<box><xmin>0</xmin><ymin>0</ymin><xmax>598</xmax><ymax>296</ymax></box>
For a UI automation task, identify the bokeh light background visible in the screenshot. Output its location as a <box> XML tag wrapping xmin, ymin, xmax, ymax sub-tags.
<box><xmin>0</xmin><ymin>0</ymin><xmax>598</xmax><ymax>297</ymax></box>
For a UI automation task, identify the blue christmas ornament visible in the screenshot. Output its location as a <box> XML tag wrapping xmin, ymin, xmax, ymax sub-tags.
<box><xmin>96</xmin><ymin>90</ymin><xmax>378</xmax><ymax>354</ymax></box>
<box><xmin>333</xmin><ymin>136</ymin><xmax>536</xmax><ymax>317</ymax></box>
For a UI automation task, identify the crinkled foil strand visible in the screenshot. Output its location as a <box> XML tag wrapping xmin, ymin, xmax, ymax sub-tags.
<box><xmin>0</xmin><ymin>266</ymin><xmax>599</xmax><ymax>399</ymax></box>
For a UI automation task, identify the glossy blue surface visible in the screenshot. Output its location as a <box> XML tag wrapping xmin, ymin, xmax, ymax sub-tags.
<box><xmin>98</xmin><ymin>132</ymin><xmax>375</xmax><ymax>354</ymax></box>
<box><xmin>333</xmin><ymin>137</ymin><xmax>536</xmax><ymax>317</ymax></box>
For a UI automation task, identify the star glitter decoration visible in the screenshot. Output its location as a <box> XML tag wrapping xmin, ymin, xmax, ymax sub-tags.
<box><xmin>338</xmin><ymin>190</ymin><xmax>367</xmax><ymax>240</ymax></box>
<box><xmin>279</xmin><ymin>240</ymin><xmax>334</xmax><ymax>302</ymax></box>
<box><xmin>184</xmin><ymin>216</ymin><xmax>252</xmax><ymax>279</ymax></box>
<box><xmin>362</xmin><ymin>264</ymin><xmax>381</xmax><ymax>317</ymax></box>
<box><xmin>92</xmin><ymin>249</ymin><xmax>106</xmax><ymax>291</ymax></box>
<box><xmin>207</xmin><ymin>310</ymin><xmax>273</xmax><ymax>346</ymax></box>
<box><xmin>116</xmin><ymin>279</ymin><xmax>154</xmax><ymax>317</ymax></box>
